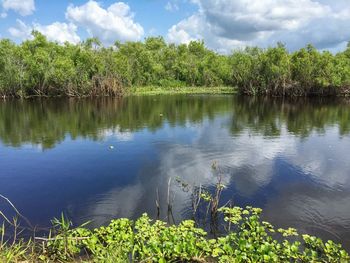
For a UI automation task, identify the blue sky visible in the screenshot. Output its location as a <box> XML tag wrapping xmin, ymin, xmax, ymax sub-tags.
<box><xmin>1</xmin><ymin>0</ymin><xmax>350</xmax><ymax>53</ymax></box>
<box><xmin>0</xmin><ymin>0</ymin><xmax>198</xmax><ymax>42</ymax></box>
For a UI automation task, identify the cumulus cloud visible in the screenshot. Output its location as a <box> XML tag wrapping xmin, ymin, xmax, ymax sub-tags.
<box><xmin>168</xmin><ymin>14</ymin><xmax>202</xmax><ymax>44</ymax></box>
<box><xmin>66</xmin><ymin>1</ymin><xmax>144</xmax><ymax>45</ymax></box>
<box><xmin>8</xmin><ymin>19</ymin><xmax>80</xmax><ymax>44</ymax></box>
<box><xmin>168</xmin><ymin>13</ymin><xmax>249</xmax><ymax>53</ymax></box>
<box><xmin>2</xmin><ymin>0</ymin><xmax>35</xmax><ymax>16</ymax></box>
<box><xmin>167</xmin><ymin>0</ymin><xmax>350</xmax><ymax>52</ymax></box>
<box><xmin>35</xmin><ymin>22</ymin><xmax>80</xmax><ymax>44</ymax></box>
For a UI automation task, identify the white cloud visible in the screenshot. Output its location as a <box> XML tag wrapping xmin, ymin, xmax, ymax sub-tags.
<box><xmin>202</xmin><ymin>0</ymin><xmax>328</xmax><ymax>38</ymax></box>
<box><xmin>66</xmin><ymin>1</ymin><xmax>144</xmax><ymax>45</ymax></box>
<box><xmin>8</xmin><ymin>19</ymin><xmax>80</xmax><ymax>44</ymax></box>
<box><xmin>168</xmin><ymin>13</ymin><xmax>249</xmax><ymax>53</ymax></box>
<box><xmin>165</xmin><ymin>1</ymin><xmax>179</xmax><ymax>12</ymax></box>
<box><xmin>168</xmin><ymin>0</ymin><xmax>350</xmax><ymax>52</ymax></box>
<box><xmin>35</xmin><ymin>22</ymin><xmax>80</xmax><ymax>44</ymax></box>
<box><xmin>2</xmin><ymin>0</ymin><xmax>35</xmax><ymax>16</ymax></box>
<box><xmin>8</xmin><ymin>19</ymin><xmax>31</xmax><ymax>39</ymax></box>
<box><xmin>168</xmin><ymin>14</ymin><xmax>202</xmax><ymax>44</ymax></box>
<box><xmin>1</xmin><ymin>12</ymin><xmax>7</xmax><ymax>18</ymax></box>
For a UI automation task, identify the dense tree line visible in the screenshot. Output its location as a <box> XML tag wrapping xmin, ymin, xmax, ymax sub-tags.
<box><xmin>231</xmin><ymin>43</ymin><xmax>350</xmax><ymax>96</ymax></box>
<box><xmin>0</xmin><ymin>32</ymin><xmax>349</xmax><ymax>97</ymax></box>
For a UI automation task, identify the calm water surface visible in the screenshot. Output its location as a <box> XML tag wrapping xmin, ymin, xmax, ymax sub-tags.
<box><xmin>1</xmin><ymin>95</ymin><xmax>350</xmax><ymax>249</ymax></box>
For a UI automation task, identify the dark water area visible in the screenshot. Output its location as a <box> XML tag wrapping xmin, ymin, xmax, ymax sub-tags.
<box><xmin>1</xmin><ymin>95</ymin><xmax>350</xmax><ymax>250</ymax></box>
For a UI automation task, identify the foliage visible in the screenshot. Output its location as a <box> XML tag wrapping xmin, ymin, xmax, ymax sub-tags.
<box><xmin>3</xmin><ymin>207</ymin><xmax>345</xmax><ymax>262</ymax></box>
<box><xmin>0</xmin><ymin>32</ymin><xmax>124</xmax><ymax>98</ymax></box>
<box><xmin>1</xmin><ymin>188</ymin><xmax>349</xmax><ymax>262</ymax></box>
<box><xmin>0</xmin><ymin>33</ymin><xmax>349</xmax><ymax>97</ymax></box>
<box><xmin>0</xmin><ymin>220</ymin><xmax>36</xmax><ymax>263</ymax></box>
<box><xmin>231</xmin><ymin>43</ymin><xmax>350</xmax><ymax>96</ymax></box>
<box><xmin>214</xmin><ymin>207</ymin><xmax>349</xmax><ymax>262</ymax></box>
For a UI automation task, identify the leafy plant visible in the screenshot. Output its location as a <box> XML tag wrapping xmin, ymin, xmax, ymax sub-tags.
<box><xmin>1</xmin><ymin>33</ymin><xmax>349</xmax><ymax>98</ymax></box>
<box><xmin>32</xmin><ymin>207</ymin><xmax>349</xmax><ymax>262</ymax></box>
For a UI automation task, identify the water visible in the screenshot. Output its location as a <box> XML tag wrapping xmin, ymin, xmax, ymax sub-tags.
<box><xmin>1</xmin><ymin>95</ymin><xmax>350</xmax><ymax>249</ymax></box>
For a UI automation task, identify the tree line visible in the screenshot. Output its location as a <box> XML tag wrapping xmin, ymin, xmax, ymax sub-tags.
<box><xmin>0</xmin><ymin>32</ymin><xmax>349</xmax><ymax>97</ymax></box>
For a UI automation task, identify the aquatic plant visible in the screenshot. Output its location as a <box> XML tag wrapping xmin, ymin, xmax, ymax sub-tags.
<box><xmin>1</xmin><ymin>194</ymin><xmax>350</xmax><ymax>263</ymax></box>
<box><xmin>2</xmin><ymin>208</ymin><xmax>347</xmax><ymax>262</ymax></box>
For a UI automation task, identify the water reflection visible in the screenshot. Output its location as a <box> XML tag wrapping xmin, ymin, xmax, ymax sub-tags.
<box><xmin>0</xmin><ymin>95</ymin><xmax>350</xmax><ymax>250</ymax></box>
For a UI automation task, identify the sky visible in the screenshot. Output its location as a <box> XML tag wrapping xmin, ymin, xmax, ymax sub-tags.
<box><xmin>0</xmin><ymin>0</ymin><xmax>349</xmax><ymax>53</ymax></box>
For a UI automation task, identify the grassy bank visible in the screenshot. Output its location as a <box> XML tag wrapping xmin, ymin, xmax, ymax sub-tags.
<box><xmin>1</xmin><ymin>207</ymin><xmax>349</xmax><ymax>262</ymax></box>
<box><xmin>127</xmin><ymin>86</ymin><xmax>237</xmax><ymax>96</ymax></box>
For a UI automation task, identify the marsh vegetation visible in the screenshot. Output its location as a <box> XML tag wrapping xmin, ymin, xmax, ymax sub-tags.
<box><xmin>0</xmin><ymin>33</ymin><xmax>349</xmax><ymax>98</ymax></box>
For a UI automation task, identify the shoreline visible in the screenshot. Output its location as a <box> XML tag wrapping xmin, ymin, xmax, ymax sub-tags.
<box><xmin>0</xmin><ymin>86</ymin><xmax>237</xmax><ymax>100</ymax></box>
<box><xmin>2</xmin><ymin>86</ymin><xmax>350</xmax><ymax>99</ymax></box>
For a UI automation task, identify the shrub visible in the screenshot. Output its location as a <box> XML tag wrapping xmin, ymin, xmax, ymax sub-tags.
<box><xmin>38</xmin><ymin>207</ymin><xmax>350</xmax><ymax>262</ymax></box>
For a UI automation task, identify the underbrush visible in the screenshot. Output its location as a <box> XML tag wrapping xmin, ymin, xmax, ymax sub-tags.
<box><xmin>1</xmin><ymin>207</ymin><xmax>349</xmax><ymax>262</ymax></box>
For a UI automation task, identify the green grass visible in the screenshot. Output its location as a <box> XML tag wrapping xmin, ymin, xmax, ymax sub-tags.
<box><xmin>127</xmin><ymin>86</ymin><xmax>237</xmax><ymax>96</ymax></box>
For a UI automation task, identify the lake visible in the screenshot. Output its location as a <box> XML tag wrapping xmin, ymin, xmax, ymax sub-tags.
<box><xmin>1</xmin><ymin>95</ymin><xmax>350</xmax><ymax>250</ymax></box>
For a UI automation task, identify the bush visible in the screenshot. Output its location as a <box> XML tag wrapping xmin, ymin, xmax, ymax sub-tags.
<box><xmin>1</xmin><ymin>32</ymin><xmax>349</xmax><ymax>98</ymax></box>
<box><xmin>37</xmin><ymin>207</ymin><xmax>349</xmax><ymax>262</ymax></box>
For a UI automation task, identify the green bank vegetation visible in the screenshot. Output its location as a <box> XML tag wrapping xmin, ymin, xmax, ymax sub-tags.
<box><xmin>1</xmin><ymin>208</ymin><xmax>349</xmax><ymax>262</ymax></box>
<box><xmin>128</xmin><ymin>86</ymin><xmax>236</xmax><ymax>96</ymax></box>
<box><xmin>0</xmin><ymin>32</ymin><xmax>349</xmax><ymax>98</ymax></box>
